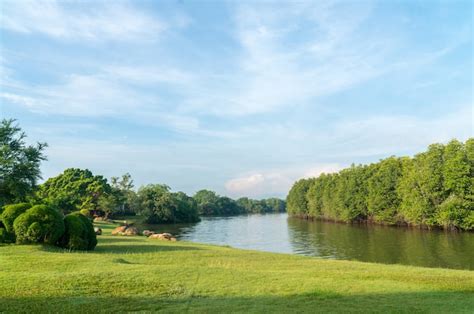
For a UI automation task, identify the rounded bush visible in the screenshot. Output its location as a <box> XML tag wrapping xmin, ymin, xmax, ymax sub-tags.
<box><xmin>59</xmin><ymin>212</ymin><xmax>97</xmax><ymax>250</ymax></box>
<box><xmin>1</xmin><ymin>203</ymin><xmax>32</xmax><ymax>237</ymax></box>
<box><xmin>13</xmin><ymin>205</ymin><xmax>65</xmax><ymax>245</ymax></box>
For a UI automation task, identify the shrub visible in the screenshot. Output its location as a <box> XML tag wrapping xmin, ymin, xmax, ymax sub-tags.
<box><xmin>58</xmin><ymin>212</ymin><xmax>97</xmax><ymax>250</ymax></box>
<box><xmin>0</xmin><ymin>203</ymin><xmax>32</xmax><ymax>240</ymax></box>
<box><xmin>0</xmin><ymin>227</ymin><xmax>14</xmax><ymax>243</ymax></box>
<box><xmin>13</xmin><ymin>205</ymin><xmax>65</xmax><ymax>245</ymax></box>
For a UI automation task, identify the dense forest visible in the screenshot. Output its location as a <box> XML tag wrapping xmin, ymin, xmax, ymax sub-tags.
<box><xmin>287</xmin><ymin>139</ymin><xmax>473</xmax><ymax>231</ymax></box>
<box><xmin>0</xmin><ymin>119</ymin><xmax>285</xmax><ymax>229</ymax></box>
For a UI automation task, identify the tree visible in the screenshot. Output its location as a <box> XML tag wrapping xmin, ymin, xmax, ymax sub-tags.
<box><xmin>193</xmin><ymin>189</ymin><xmax>221</xmax><ymax>215</ymax></box>
<box><xmin>367</xmin><ymin>158</ymin><xmax>402</xmax><ymax>224</ymax></box>
<box><xmin>37</xmin><ymin>168</ymin><xmax>111</xmax><ymax>214</ymax></box>
<box><xmin>0</xmin><ymin>119</ymin><xmax>47</xmax><ymax>206</ymax></box>
<box><xmin>398</xmin><ymin>144</ymin><xmax>445</xmax><ymax>227</ymax></box>
<box><xmin>286</xmin><ymin>178</ymin><xmax>313</xmax><ymax>217</ymax></box>
<box><xmin>264</xmin><ymin>198</ymin><xmax>286</xmax><ymax>213</ymax></box>
<box><xmin>136</xmin><ymin>184</ymin><xmax>199</xmax><ymax>224</ymax></box>
<box><xmin>100</xmin><ymin>173</ymin><xmax>137</xmax><ymax>217</ymax></box>
<box><xmin>435</xmin><ymin>140</ymin><xmax>472</xmax><ymax>229</ymax></box>
<box><xmin>216</xmin><ymin>196</ymin><xmax>242</xmax><ymax>215</ymax></box>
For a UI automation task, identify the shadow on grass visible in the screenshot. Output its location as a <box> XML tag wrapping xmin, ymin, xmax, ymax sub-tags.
<box><xmin>1</xmin><ymin>291</ymin><xmax>473</xmax><ymax>313</ymax></box>
<box><xmin>94</xmin><ymin>244</ymin><xmax>201</xmax><ymax>254</ymax></box>
<box><xmin>96</xmin><ymin>236</ymin><xmax>145</xmax><ymax>244</ymax></box>
<box><xmin>39</xmin><ymin>243</ymin><xmax>201</xmax><ymax>254</ymax></box>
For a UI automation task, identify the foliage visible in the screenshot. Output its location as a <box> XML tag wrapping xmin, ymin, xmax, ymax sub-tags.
<box><xmin>236</xmin><ymin>197</ymin><xmax>286</xmax><ymax>214</ymax></box>
<box><xmin>367</xmin><ymin>158</ymin><xmax>402</xmax><ymax>224</ymax></box>
<box><xmin>0</xmin><ymin>119</ymin><xmax>47</xmax><ymax>207</ymax></box>
<box><xmin>13</xmin><ymin>204</ymin><xmax>65</xmax><ymax>244</ymax></box>
<box><xmin>286</xmin><ymin>179</ymin><xmax>313</xmax><ymax>217</ymax></box>
<box><xmin>99</xmin><ymin>173</ymin><xmax>138</xmax><ymax>217</ymax></box>
<box><xmin>287</xmin><ymin>139</ymin><xmax>474</xmax><ymax>230</ymax></box>
<box><xmin>59</xmin><ymin>212</ymin><xmax>97</xmax><ymax>250</ymax></box>
<box><xmin>0</xmin><ymin>203</ymin><xmax>32</xmax><ymax>240</ymax></box>
<box><xmin>193</xmin><ymin>189</ymin><xmax>286</xmax><ymax>216</ymax></box>
<box><xmin>37</xmin><ymin>168</ymin><xmax>111</xmax><ymax>214</ymax></box>
<box><xmin>137</xmin><ymin>184</ymin><xmax>200</xmax><ymax>224</ymax></box>
<box><xmin>193</xmin><ymin>189</ymin><xmax>223</xmax><ymax>215</ymax></box>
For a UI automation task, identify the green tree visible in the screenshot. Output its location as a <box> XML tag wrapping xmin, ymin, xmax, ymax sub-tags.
<box><xmin>137</xmin><ymin>185</ymin><xmax>199</xmax><ymax>224</ymax></box>
<box><xmin>286</xmin><ymin>178</ymin><xmax>313</xmax><ymax>217</ymax></box>
<box><xmin>264</xmin><ymin>198</ymin><xmax>286</xmax><ymax>212</ymax></box>
<box><xmin>367</xmin><ymin>158</ymin><xmax>402</xmax><ymax>224</ymax></box>
<box><xmin>99</xmin><ymin>173</ymin><xmax>138</xmax><ymax>217</ymax></box>
<box><xmin>398</xmin><ymin>144</ymin><xmax>445</xmax><ymax>227</ymax></box>
<box><xmin>193</xmin><ymin>189</ymin><xmax>221</xmax><ymax>215</ymax></box>
<box><xmin>37</xmin><ymin>168</ymin><xmax>111</xmax><ymax>214</ymax></box>
<box><xmin>0</xmin><ymin>119</ymin><xmax>47</xmax><ymax>206</ymax></box>
<box><xmin>435</xmin><ymin>140</ymin><xmax>472</xmax><ymax>229</ymax></box>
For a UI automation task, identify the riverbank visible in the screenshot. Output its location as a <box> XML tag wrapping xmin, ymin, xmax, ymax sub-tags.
<box><xmin>1</xmin><ymin>221</ymin><xmax>473</xmax><ymax>313</ymax></box>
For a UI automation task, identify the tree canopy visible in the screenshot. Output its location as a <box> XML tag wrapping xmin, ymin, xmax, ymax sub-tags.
<box><xmin>37</xmin><ymin>168</ymin><xmax>111</xmax><ymax>214</ymax></box>
<box><xmin>287</xmin><ymin>139</ymin><xmax>473</xmax><ymax>231</ymax></box>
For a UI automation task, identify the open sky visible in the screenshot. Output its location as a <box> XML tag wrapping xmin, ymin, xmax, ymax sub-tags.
<box><xmin>0</xmin><ymin>0</ymin><xmax>472</xmax><ymax>198</ymax></box>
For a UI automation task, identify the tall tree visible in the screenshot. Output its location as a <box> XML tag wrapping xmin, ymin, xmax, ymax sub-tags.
<box><xmin>108</xmin><ymin>173</ymin><xmax>137</xmax><ymax>215</ymax></box>
<box><xmin>0</xmin><ymin>119</ymin><xmax>47</xmax><ymax>207</ymax></box>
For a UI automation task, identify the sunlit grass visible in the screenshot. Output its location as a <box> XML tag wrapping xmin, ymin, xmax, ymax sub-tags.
<box><xmin>1</xmin><ymin>221</ymin><xmax>473</xmax><ymax>313</ymax></box>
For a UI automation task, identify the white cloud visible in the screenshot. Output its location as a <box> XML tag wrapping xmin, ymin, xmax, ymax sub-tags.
<box><xmin>225</xmin><ymin>164</ymin><xmax>343</xmax><ymax>198</ymax></box>
<box><xmin>303</xmin><ymin>164</ymin><xmax>343</xmax><ymax>178</ymax></box>
<box><xmin>0</xmin><ymin>0</ymin><xmax>165</xmax><ymax>41</ymax></box>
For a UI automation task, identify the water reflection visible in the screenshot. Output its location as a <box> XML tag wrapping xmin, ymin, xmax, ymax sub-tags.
<box><xmin>139</xmin><ymin>213</ymin><xmax>474</xmax><ymax>270</ymax></box>
<box><xmin>287</xmin><ymin>217</ymin><xmax>473</xmax><ymax>269</ymax></box>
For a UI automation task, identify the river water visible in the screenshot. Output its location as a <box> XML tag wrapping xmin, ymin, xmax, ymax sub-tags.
<box><xmin>141</xmin><ymin>213</ymin><xmax>473</xmax><ymax>270</ymax></box>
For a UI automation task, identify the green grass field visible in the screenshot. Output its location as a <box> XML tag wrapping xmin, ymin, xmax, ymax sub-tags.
<box><xmin>1</xmin><ymin>221</ymin><xmax>473</xmax><ymax>313</ymax></box>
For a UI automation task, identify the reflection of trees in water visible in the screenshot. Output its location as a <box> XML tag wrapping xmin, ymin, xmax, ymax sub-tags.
<box><xmin>287</xmin><ymin>218</ymin><xmax>474</xmax><ymax>269</ymax></box>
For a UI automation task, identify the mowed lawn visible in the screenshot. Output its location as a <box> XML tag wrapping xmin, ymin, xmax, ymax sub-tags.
<box><xmin>1</xmin><ymin>222</ymin><xmax>473</xmax><ymax>313</ymax></box>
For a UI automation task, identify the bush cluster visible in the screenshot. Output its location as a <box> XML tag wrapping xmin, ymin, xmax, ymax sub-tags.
<box><xmin>0</xmin><ymin>203</ymin><xmax>97</xmax><ymax>250</ymax></box>
<box><xmin>14</xmin><ymin>205</ymin><xmax>65</xmax><ymax>245</ymax></box>
<box><xmin>0</xmin><ymin>203</ymin><xmax>31</xmax><ymax>243</ymax></box>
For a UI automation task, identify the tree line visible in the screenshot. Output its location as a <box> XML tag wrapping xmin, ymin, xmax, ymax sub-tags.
<box><xmin>287</xmin><ymin>139</ymin><xmax>473</xmax><ymax>231</ymax></box>
<box><xmin>1</xmin><ymin>119</ymin><xmax>286</xmax><ymax>230</ymax></box>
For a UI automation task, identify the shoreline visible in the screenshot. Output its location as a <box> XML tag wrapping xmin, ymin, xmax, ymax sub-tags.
<box><xmin>288</xmin><ymin>214</ymin><xmax>474</xmax><ymax>232</ymax></box>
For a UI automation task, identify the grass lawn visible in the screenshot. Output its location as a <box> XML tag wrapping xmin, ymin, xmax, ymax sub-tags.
<box><xmin>1</xmin><ymin>221</ymin><xmax>473</xmax><ymax>313</ymax></box>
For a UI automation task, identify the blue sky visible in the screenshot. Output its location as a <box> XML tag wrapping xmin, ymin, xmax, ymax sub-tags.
<box><xmin>0</xmin><ymin>0</ymin><xmax>472</xmax><ymax>198</ymax></box>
